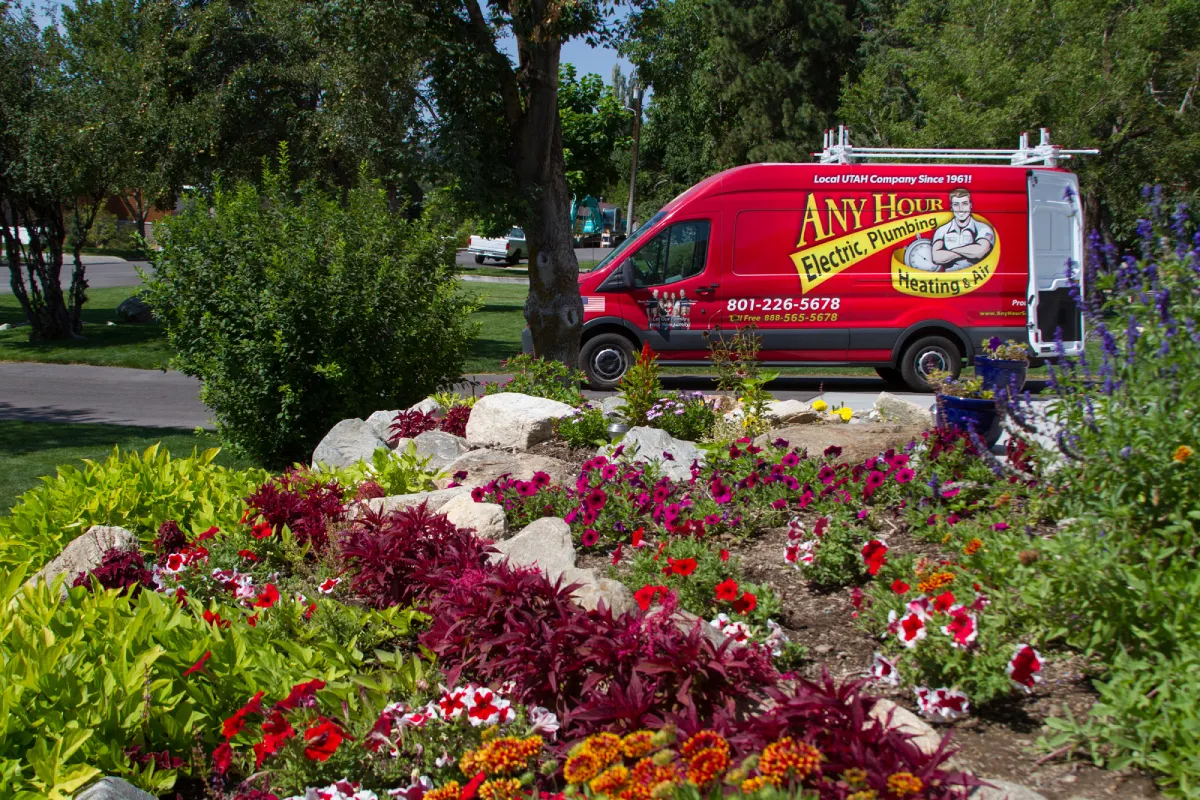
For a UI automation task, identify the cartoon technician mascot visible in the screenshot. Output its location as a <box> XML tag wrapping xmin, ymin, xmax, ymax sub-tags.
<box><xmin>931</xmin><ymin>188</ymin><xmax>994</xmax><ymax>272</ymax></box>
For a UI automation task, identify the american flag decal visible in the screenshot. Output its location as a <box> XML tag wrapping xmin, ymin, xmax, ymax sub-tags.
<box><xmin>582</xmin><ymin>296</ymin><xmax>606</xmax><ymax>313</ymax></box>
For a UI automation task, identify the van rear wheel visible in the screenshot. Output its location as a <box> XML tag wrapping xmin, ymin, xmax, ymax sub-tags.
<box><xmin>900</xmin><ymin>335</ymin><xmax>962</xmax><ymax>392</ymax></box>
<box><xmin>581</xmin><ymin>334</ymin><xmax>635</xmax><ymax>390</ymax></box>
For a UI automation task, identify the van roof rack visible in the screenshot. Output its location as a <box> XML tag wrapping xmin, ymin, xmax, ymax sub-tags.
<box><xmin>815</xmin><ymin>126</ymin><xmax>1099</xmax><ymax>167</ymax></box>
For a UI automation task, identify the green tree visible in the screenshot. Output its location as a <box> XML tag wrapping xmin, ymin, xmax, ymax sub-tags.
<box><xmin>624</xmin><ymin>0</ymin><xmax>859</xmax><ymax>213</ymax></box>
<box><xmin>1</xmin><ymin>3</ymin><xmax>120</xmax><ymax>341</ymax></box>
<box><xmin>838</xmin><ymin>0</ymin><xmax>1200</xmax><ymax>242</ymax></box>
<box><xmin>559</xmin><ymin>63</ymin><xmax>632</xmax><ymax>197</ymax></box>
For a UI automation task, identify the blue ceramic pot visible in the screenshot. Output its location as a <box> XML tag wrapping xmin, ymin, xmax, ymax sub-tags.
<box><xmin>975</xmin><ymin>357</ymin><xmax>1028</xmax><ymax>394</ymax></box>
<box><xmin>936</xmin><ymin>394</ymin><xmax>1003</xmax><ymax>447</ymax></box>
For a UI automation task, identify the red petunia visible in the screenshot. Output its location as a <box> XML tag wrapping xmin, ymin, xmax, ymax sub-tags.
<box><xmin>891</xmin><ymin>579</ymin><xmax>910</xmax><ymax>594</ymax></box>
<box><xmin>671</xmin><ymin>557</ymin><xmax>698</xmax><ymax>577</ymax></box>
<box><xmin>203</xmin><ymin>609</ymin><xmax>231</xmax><ymax>629</ymax></box>
<box><xmin>246</xmin><ymin>613</ymin><xmax>259</xmax><ymax>627</ymax></box>
<box><xmin>254</xmin><ymin>584</ymin><xmax>281</xmax><ymax>608</ymax></box>
<box><xmin>861</xmin><ymin>539</ymin><xmax>888</xmax><ymax>576</ymax></box>
<box><xmin>318</xmin><ymin>577</ymin><xmax>341</xmax><ymax>594</ymax></box>
<box><xmin>611</xmin><ymin>543</ymin><xmax>623</xmax><ymax>565</ymax></box>
<box><xmin>183</xmin><ymin>651</ymin><xmax>211</xmax><ymax>677</ymax></box>
<box><xmin>1007</xmin><ymin>644</ymin><xmax>1044</xmax><ymax>692</ymax></box>
<box><xmin>251</xmin><ymin>521</ymin><xmax>273</xmax><ymax>539</ymax></box>
<box><xmin>719</xmin><ymin>549</ymin><xmax>730</xmax><ymax>561</ymax></box>
<box><xmin>461</xmin><ymin>772</ymin><xmax>487</xmax><ymax>800</ymax></box>
<box><xmin>212</xmin><ymin>742</ymin><xmax>232</xmax><ymax>774</ymax></box>
<box><xmin>941</xmin><ymin>606</ymin><xmax>978</xmax><ymax>648</ymax></box>
<box><xmin>276</xmin><ymin>679</ymin><xmax>326</xmax><ymax>712</ymax></box>
<box><xmin>631</xmin><ymin>527</ymin><xmax>645</xmax><ymax>548</ymax></box>
<box><xmin>714</xmin><ymin>578</ymin><xmax>740</xmax><ymax>601</ymax></box>
<box><xmin>196</xmin><ymin>526</ymin><xmax>220</xmax><ymax>541</ymax></box>
<box><xmin>932</xmin><ymin>591</ymin><xmax>956</xmax><ymax>614</ymax></box>
<box><xmin>633</xmin><ymin>584</ymin><xmax>668</xmax><ymax>611</ymax></box>
<box><xmin>731</xmin><ymin>591</ymin><xmax>757</xmax><ymax>614</ymax></box>
<box><xmin>221</xmin><ymin>691</ymin><xmax>265</xmax><ymax>739</ymax></box>
<box><xmin>255</xmin><ymin>711</ymin><xmax>296</xmax><ymax>767</ymax></box>
<box><xmin>238</xmin><ymin>549</ymin><xmax>258</xmax><ymax>562</ymax></box>
<box><xmin>303</xmin><ymin>717</ymin><xmax>348</xmax><ymax>761</ymax></box>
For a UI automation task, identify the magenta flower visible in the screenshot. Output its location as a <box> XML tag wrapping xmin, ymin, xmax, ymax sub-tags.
<box><xmin>781</xmin><ymin>452</ymin><xmax>800</xmax><ymax>468</ymax></box>
<box><xmin>515</xmin><ymin>481</ymin><xmax>537</xmax><ymax>497</ymax></box>
<box><xmin>531</xmin><ymin>471</ymin><xmax>551</xmax><ymax>488</ymax></box>
<box><xmin>580</xmin><ymin>529</ymin><xmax>600</xmax><ymax>547</ymax></box>
<box><xmin>585</xmin><ymin>488</ymin><xmax>608</xmax><ymax>510</ymax></box>
<box><xmin>710</xmin><ymin>480</ymin><xmax>733</xmax><ymax>504</ymax></box>
<box><xmin>894</xmin><ymin>468</ymin><xmax>915</xmax><ymax>484</ymax></box>
<box><xmin>601</xmin><ymin>464</ymin><xmax>619</xmax><ymax>481</ymax></box>
<box><xmin>865</xmin><ymin>470</ymin><xmax>886</xmax><ymax>491</ymax></box>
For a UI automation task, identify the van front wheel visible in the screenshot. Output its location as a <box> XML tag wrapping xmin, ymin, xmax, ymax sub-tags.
<box><xmin>900</xmin><ymin>335</ymin><xmax>962</xmax><ymax>392</ymax></box>
<box><xmin>581</xmin><ymin>334</ymin><xmax>635</xmax><ymax>390</ymax></box>
<box><xmin>875</xmin><ymin>366</ymin><xmax>906</xmax><ymax>389</ymax></box>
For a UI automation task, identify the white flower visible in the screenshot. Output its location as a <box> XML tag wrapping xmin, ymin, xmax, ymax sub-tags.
<box><xmin>914</xmin><ymin>686</ymin><xmax>970</xmax><ymax>721</ymax></box>
<box><xmin>529</xmin><ymin>706</ymin><xmax>560</xmax><ymax>737</ymax></box>
<box><xmin>869</xmin><ymin>652</ymin><xmax>900</xmax><ymax>686</ymax></box>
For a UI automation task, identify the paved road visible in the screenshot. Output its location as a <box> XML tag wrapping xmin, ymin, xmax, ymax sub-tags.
<box><xmin>455</xmin><ymin>246</ymin><xmax>613</xmax><ymax>270</ymax></box>
<box><xmin>0</xmin><ymin>362</ymin><xmax>209</xmax><ymax>428</ymax></box>
<box><xmin>2</xmin><ymin>255</ymin><xmax>153</xmax><ymax>293</ymax></box>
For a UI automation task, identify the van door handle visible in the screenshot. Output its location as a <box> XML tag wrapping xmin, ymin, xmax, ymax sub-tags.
<box><xmin>694</xmin><ymin>283</ymin><xmax>719</xmax><ymax>296</ymax></box>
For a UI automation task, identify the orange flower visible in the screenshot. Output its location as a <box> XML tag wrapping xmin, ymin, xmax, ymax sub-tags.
<box><xmin>679</xmin><ymin>730</ymin><xmax>730</xmax><ymax>761</ymax></box>
<box><xmin>740</xmin><ymin>776</ymin><xmax>770</xmax><ymax>793</ymax></box>
<box><xmin>757</xmin><ymin>738</ymin><xmax>821</xmax><ymax>785</ymax></box>
<box><xmin>846</xmin><ymin>791</ymin><xmax>877</xmax><ymax>800</ymax></box>
<box><xmin>424</xmin><ymin>783</ymin><xmax>460</xmax><ymax>800</ymax></box>
<box><xmin>1173</xmin><ymin>445</ymin><xmax>1193</xmax><ymax>463</ymax></box>
<box><xmin>478</xmin><ymin>778</ymin><xmax>523</xmax><ymax>800</ymax></box>
<box><xmin>887</xmin><ymin>772</ymin><xmax>924</xmax><ymax>797</ymax></box>
<box><xmin>963</xmin><ymin>538</ymin><xmax>984</xmax><ymax>556</ymax></box>
<box><xmin>469</xmin><ymin>736</ymin><xmax>543</xmax><ymax>777</ymax></box>
<box><xmin>564</xmin><ymin>751</ymin><xmax>603</xmax><ymax>785</ymax></box>
<box><xmin>589</xmin><ymin>765</ymin><xmax>630</xmax><ymax>795</ymax></box>
<box><xmin>685</xmin><ymin>747</ymin><xmax>730</xmax><ymax>787</ymax></box>
<box><xmin>582</xmin><ymin>732</ymin><xmax>624</xmax><ymax>766</ymax></box>
<box><xmin>917</xmin><ymin>571</ymin><xmax>955</xmax><ymax>594</ymax></box>
<box><xmin>622</xmin><ymin>731</ymin><xmax>657</xmax><ymax>759</ymax></box>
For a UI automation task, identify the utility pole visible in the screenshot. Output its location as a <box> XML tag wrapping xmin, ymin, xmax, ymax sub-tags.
<box><xmin>624</xmin><ymin>78</ymin><xmax>643</xmax><ymax>237</ymax></box>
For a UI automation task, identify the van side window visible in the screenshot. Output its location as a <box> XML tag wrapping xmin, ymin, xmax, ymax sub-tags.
<box><xmin>630</xmin><ymin>220</ymin><xmax>710</xmax><ymax>288</ymax></box>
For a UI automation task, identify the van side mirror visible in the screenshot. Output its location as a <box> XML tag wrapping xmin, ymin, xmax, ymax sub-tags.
<box><xmin>620</xmin><ymin>258</ymin><xmax>634</xmax><ymax>288</ymax></box>
<box><xmin>598</xmin><ymin>258</ymin><xmax>635</xmax><ymax>292</ymax></box>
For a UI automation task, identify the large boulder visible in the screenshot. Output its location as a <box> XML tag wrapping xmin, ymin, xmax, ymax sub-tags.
<box><xmin>604</xmin><ymin>426</ymin><xmax>704</xmax><ymax>482</ymax></box>
<box><xmin>408</xmin><ymin>397</ymin><xmax>442</xmax><ymax>415</ymax></box>
<box><xmin>555</xmin><ymin>566</ymin><xmax>638</xmax><ymax>616</ymax></box>
<box><xmin>441</xmin><ymin>493</ymin><xmax>507</xmax><ymax>541</ymax></box>
<box><xmin>465</xmin><ymin>393</ymin><xmax>574</xmax><ymax>450</ymax></box>
<box><xmin>765</xmin><ymin>399</ymin><xmax>821</xmax><ymax>425</ymax></box>
<box><xmin>116</xmin><ymin>294</ymin><xmax>154</xmax><ymax>324</ymax></box>
<box><xmin>438</xmin><ymin>449</ymin><xmax>574</xmax><ymax>489</ymax></box>
<box><xmin>490</xmin><ymin>517</ymin><xmax>575</xmax><ymax>576</ymax></box>
<box><xmin>873</xmin><ymin>392</ymin><xmax>934</xmax><ymax>428</ymax></box>
<box><xmin>365</xmin><ymin>410</ymin><xmax>402</xmax><ymax>444</ymax></box>
<box><xmin>26</xmin><ymin>525</ymin><xmax>137</xmax><ymax>594</ymax></box>
<box><xmin>312</xmin><ymin>419</ymin><xmax>388</xmax><ymax>468</ymax></box>
<box><xmin>77</xmin><ymin>777</ymin><xmax>157</xmax><ymax>800</ymax></box>
<box><xmin>358</xmin><ymin>486</ymin><xmax>471</xmax><ymax>517</ymax></box>
<box><xmin>754</xmin><ymin>422</ymin><xmax>924</xmax><ymax>464</ymax></box>
<box><xmin>969</xmin><ymin>780</ymin><xmax>1048</xmax><ymax>800</ymax></box>
<box><xmin>868</xmin><ymin>699</ymin><xmax>943</xmax><ymax>757</ymax></box>
<box><xmin>412</xmin><ymin>430</ymin><xmax>470</xmax><ymax>471</ymax></box>
<box><xmin>601</xmin><ymin>396</ymin><xmax>627</xmax><ymax>419</ymax></box>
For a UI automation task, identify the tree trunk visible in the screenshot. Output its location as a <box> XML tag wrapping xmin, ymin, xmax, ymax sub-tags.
<box><xmin>515</xmin><ymin>37</ymin><xmax>584</xmax><ymax>368</ymax></box>
<box><xmin>2</xmin><ymin>199</ymin><xmax>80</xmax><ymax>341</ymax></box>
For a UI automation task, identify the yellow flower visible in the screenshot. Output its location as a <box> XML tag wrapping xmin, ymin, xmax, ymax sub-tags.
<box><xmin>842</xmin><ymin>767</ymin><xmax>867</xmax><ymax>787</ymax></box>
<box><xmin>1173</xmin><ymin>444</ymin><xmax>1193</xmax><ymax>463</ymax></box>
<box><xmin>837</xmin><ymin>407</ymin><xmax>853</xmax><ymax>422</ymax></box>
<box><xmin>740</xmin><ymin>776</ymin><xmax>770</xmax><ymax>794</ymax></box>
<box><xmin>812</xmin><ymin>399</ymin><xmax>828</xmax><ymax>412</ymax></box>
<box><xmin>887</xmin><ymin>772</ymin><xmax>924</xmax><ymax>797</ymax></box>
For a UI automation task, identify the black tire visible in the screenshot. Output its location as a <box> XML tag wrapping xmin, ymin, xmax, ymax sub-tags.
<box><xmin>581</xmin><ymin>333</ymin><xmax>636</xmax><ymax>390</ymax></box>
<box><xmin>506</xmin><ymin>251</ymin><xmax>521</xmax><ymax>266</ymax></box>
<box><xmin>473</xmin><ymin>254</ymin><xmax>484</xmax><ymax>264</ymax></box>
<box><xmin>875</xmin><ymin>366</ymin><xmax>907</xmax><ymax>389</ymax></box>
<box><xmin>899</xmin><ymin>335</ymin><xmax>962</xmax><ymax>392</ymax></box>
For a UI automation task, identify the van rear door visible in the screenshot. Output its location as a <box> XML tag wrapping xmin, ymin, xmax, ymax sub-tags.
<box><xmin>1027</xmin><ymin>171</ymin><xmax>1084</xmax><ymax>356</ymax></box>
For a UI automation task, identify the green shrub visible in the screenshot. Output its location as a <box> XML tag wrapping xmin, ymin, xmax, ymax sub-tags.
<box><xmin>555</xmin><ymin>404</ymin><xmax>609</xmax><ymax>447</ymax></box>
<box><xmin>645</xmin><ymin>391</ymin><xmax>717</xmax><ymax>442</ymax></box>
<box><xmin>484</xmin><ymin>353</ymin><xmax>585</xmax><ymax>405</ymax></box>
<box><xmin>324</xmin><ymin>444</ymin><xmax>443</xmax><ymax>495</ymax></box>
<box><xmin>146</xmin><ymin>154</ymin><xmax>479</xmax><ymax>467</ymax></box>
<box><xmin>618</xmin><ymin>341</ymin><xmax>665</xmax><ymax>426</ymax></box>
<box><xmin>0</xmin><ymin>574</ymin><xmax>424</xmax><ymax>798</ymax></box>
<box><xmin>0</xmin><ymin>444</ymin><xmax>266</xmax><ymax>573</ymax></box>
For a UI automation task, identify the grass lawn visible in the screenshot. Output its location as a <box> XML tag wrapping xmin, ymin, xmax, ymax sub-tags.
<box><xmin>0</xmin><ymin>420</ymin><xmax>258</xmax><ymax>514</ymax></box>
<box><xmin>462</xmin><ymin>282</ymin><xmax>528</xmax><ymax>373</ymax></box>
<box><xmin>82</xmin><ymin>246</ymin><xmax>150</xmax><ymax>261</ymax></box>
<box><xmin>0</xmin><ymin>286</ymin><xmax>172</xmax><ymax>370</ymax></box>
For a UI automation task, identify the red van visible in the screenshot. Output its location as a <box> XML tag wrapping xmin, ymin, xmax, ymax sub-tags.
<box><xmin>524</xmin><ymin>149</ymin><xmax>1089</xmax><ymax>391</ymax></box>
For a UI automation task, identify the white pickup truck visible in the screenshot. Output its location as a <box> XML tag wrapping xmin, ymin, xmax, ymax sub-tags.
<box><xmin>467</xmin><ymin>227</ymin><xmax>526</xmax><ymax>265</ymax></box>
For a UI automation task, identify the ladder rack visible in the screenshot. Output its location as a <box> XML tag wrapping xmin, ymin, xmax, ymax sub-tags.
<box><xmin>815</xmin><ymin>126</ymin><xmax>1099</xmax><ymax>167</ymax></box>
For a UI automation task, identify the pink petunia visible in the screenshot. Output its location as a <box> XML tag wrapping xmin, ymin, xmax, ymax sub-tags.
<box><xmin>940</xmin><ymin>605</ymin><xmax>978</xmax><ymax>648</ymax></box>
<box><xmin>870</xmin><ymin>652</ymin><xmax>900</xmax><ymax>686</ymax></box>
<box><xmin>1007</xmin><ymin>644</ymin><xmax>1043</xmax><ymax>692</ymax></box>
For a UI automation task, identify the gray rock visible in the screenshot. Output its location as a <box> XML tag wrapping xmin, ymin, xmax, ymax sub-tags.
<box><xmin>441</xmin><ymin>493</ymin><xmax>507</xmax><ymax>540</ymax></box>
<box><xmin>408</xmin><ymin>397</ymin><xmax>442</xmax><ymax>415</ymax></box>
<box><xmin>26</xmin><ymin>525</ymin><xmax>137</xmax><ymax>594</ymax></box>
<box><xmin>553</xmin><ymin>566</ymin><xmax>638</xmax><ymax>616</ymax></box>
<box><xmin>754</xmin><ymin>422</ymin><xmax>925</xmax><ymax>464</ymax></box>
<box><xmin>412</xmin><ymin>430</ymin><xmax>471</xmax><ymax>470</ymax></box>
<box><xmin>601</xmin><ymin>396</ymin><xmax>627</xmax><ymax>419</ymax></box>
<box><xmin>312</xmin><ymin>419</ymin><xmax>389</xmax><ymax>469</ymax></box>
<box><xmin>439</xmin><ymin>448</ymin><xmax>574</xmax><ymax>489</ymax></box>
<box><xmin>874</xmin><ymin>392</ymin><xmax>934</xmax><ymax>428</ymax></box>
<box><xmin>969</xmin><ymin>779</ymin><xmax>1048</xmax><ymax>800</ymax></box>
<box><xmin>765</xmin><ymin>399</ymin><xmax>821</xmax><ymax>425</ymax></box>
<box><xmin>365</xmin><ymin>410</ymin><xmax>402</xmax><ymax>443</ymax></box>
<box><xmin>490</xmin><ymin>517</ymin><xmax>575</xmax><ymax>576</ymax></box>
<box><xmin>465</xmin><ymin>392</ymin><xmax>575</xmax><ymax>450</ymax></box>
<box><xmin>77</xmin><ymin>777</ymin><xmax>157</xmax><ymax>800</ymax></box>
<box><xmin>604</xmin><ymin>426</ymin><xmax>704</xmax><ymax>482</ymax></box>
<box><xmin>357</xmin><ymin>486</ymin><xmax>471</xmax><ymax>517</ymax></box>
<box><xmin>868</xmin><ymin>699</ymin><xmax>944</xmax><ymax>756</ymax></box>
<box><xmin>115</xmin><ymin>294</ymin><xmax>154</xmax><ymax>324</ymax></box>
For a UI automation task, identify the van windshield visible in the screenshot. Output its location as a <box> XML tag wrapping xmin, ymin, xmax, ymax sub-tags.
<box><xmin>586</xmin><ymin>210</ymin><xmax>667</xmax><ymax>273</ymax></box>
